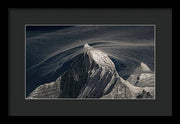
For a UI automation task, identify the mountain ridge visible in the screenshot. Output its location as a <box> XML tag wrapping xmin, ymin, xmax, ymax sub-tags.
<box><xmin>27</xmin><ymin>43</ymin><xmax>155</xmax><ymax>99</ymax></box>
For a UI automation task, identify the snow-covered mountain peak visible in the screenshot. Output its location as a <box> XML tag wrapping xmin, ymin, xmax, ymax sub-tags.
<box><xmin>83</xmin><ymin>43</ymin><xmax>93</xmax><ymax>53</ymax></box>
<box><xmin>140</xmin><ymin>62</ymin><xmax>151</xmax><ymax>72</ymax></box>
<box><xmin>127</xmin><ymin>62</ymin><xmax>155</xmax><ymax>87</ymax></box>
<box><xmin>83</xmin><ymin>43</ymin><xmax>115</xmax><ymax>68</ymax></box>
<box><xmin>84</xmin><ymin>43</ymin><xmax>90</xmax><ymax>48</ymax></box>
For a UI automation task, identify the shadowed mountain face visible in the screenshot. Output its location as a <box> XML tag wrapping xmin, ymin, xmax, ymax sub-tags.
<box><xmin>59</xmin><ymin>53</ymin><xmax>89</xmax><ymax>98</ymax></box>
<box><xmin>27</xmin><ymin>44</ymin><xmax>155</xmax><ymax>99</ymax></box>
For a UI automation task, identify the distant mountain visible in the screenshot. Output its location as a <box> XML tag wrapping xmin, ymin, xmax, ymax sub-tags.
<box><xmin>127</xmin><ymin>62</ymin><xmax>155</xmax><ymax>87</ymax></box>
<box><xmin>27</xmin><ymin>44</ymin><xmax>155</xmax><ymax>99</ymax></box>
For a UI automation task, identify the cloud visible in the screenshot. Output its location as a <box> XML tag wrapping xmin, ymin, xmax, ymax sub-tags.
<box><xmin>26</xmin><ymin>25</ymin><xmax>155</xmax><ymax>78</ymax></box>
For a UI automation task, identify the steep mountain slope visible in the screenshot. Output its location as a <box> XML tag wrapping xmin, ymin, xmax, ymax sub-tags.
<box><xmin>27</xmin><ymin>43</ymin><xmax>155</xmax><ymax>99</ymax></box>
<box><xmin>59</xmin><ymin>43</ymin><xmax>132</xmax><ymax>98</ymax></box>
<box><xmin>27</xmin><ymin>77</ymin><xmax>61</xmax><ymax>99</ymax></box>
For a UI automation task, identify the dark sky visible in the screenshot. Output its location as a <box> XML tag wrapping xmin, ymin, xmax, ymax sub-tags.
<box><xmin>26</xmin><ymin>26</ymin><xmax>72</xmax><ymax>38</ymax></box>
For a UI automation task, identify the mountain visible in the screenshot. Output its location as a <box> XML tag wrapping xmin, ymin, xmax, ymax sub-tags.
<box><xmin>27</xmin><ymin>77</ymin><xmax>61</xmax><ymax>99</ymax></box>
<box><xmin>127</xmin><ymin>62</ymin><xmax>155</xmax><ymax>87</ymax></box>
<box><xmin>27</xmin><ymin>43</ymin><xmax>155</xmax><ymax>99</ymax></box>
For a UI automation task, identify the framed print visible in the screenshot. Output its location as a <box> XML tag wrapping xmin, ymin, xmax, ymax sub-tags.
<box><xmin>8</xmin><ymin>8</ymin><xmax>172</xmax><ymax>116</ymax></box>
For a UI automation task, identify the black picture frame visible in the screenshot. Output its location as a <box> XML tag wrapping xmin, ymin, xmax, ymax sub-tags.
<box><xmin>8</xmin><ymin>8</ymin><xmax>172</xmax><ymax>116</ymax></box>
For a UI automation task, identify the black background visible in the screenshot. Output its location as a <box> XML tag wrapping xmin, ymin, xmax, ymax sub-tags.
<box><xmin>8</xmin><ymin>8</ymin><xmax>172</xmax><ymax>116</ymax></box>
